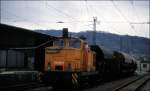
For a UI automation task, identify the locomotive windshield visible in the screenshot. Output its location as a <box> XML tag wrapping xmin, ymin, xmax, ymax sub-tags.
<box><xmin>53</xmin><ymin>39</ymin><xmax>64</xmax><ymax>47</ymax></box>
<box><xmin>69</xmin><ymin>38</ymin><xmax>80</xmax><ymax>48</ymax></box>
<box><xmin>53</xmin><ymin>38</ymin><xmax>80</xmax><ymax>48</ymax></box>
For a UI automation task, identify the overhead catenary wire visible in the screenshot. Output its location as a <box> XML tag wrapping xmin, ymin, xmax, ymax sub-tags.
<box><xmin>130</xmin><ymin>0</ymin><xmax>140</xmax><ymax>24</ymax></box>
<box><xmin>4</xmin><ymin>3</ymin><xmax>91</xmax><ymax>30</ymax></box>
<box><xmin>45</xmin><ymin>2</ymin><xmax>78</xmax><ymax>22</ymax></box>
<box><xmin>85</xmin><ymin>0</ymin><xmax>91</xmax><ymax>19</ymax></box>
<box><xmin>111</xmin><ymin>0</ymin><xmax>150</xmax><ymax>35</ymax></box>
<box><xmin>89</xmin><ymin>1</ymin><xmax>130</xmax><ymax>52</ymax></box>
<box><xmin>111</xmin><ymin>0</ymin><xmax>136</xmax><ymax>33</ymax></box>
<box><xmin>111</xmin><ymin>0</ymin><xmax>136</xmax><ymax>53</ymax></box>
<box><xmin>83</xmin><ymin>1</ymin><xmax>116</xmax><ymax>34</ymax></box>
<box><xmin>44</xmin><ymin>2</ymin><xmax>73</xmax><ymax>22</ymax></box>
<box><xmin>2</xmin><ymin>3</ymin><xmax>60</xmax><ymax>29</ymax></box>
<box><xmin>128</xmin><ymin>1</ymin><xmax>149</xmax><ymax>54</ymax></box>
<box><xmin>45</xmin><ymin>1</ymin><xmax>94</xmax><ymax>31</ymax></box>
<box><xmin>112</xmin><ymin>1</ymin><xmax>149</xmax><ymax>53</ymax></box>
<box><xmin>2</xmin><ymin>1</ymin><xmax>149</xmax><ymax>38</ymax></box>
<box><xmin>3</xmin><ymin>10</ymin><xmax>45</xmax><ymax>29</ymax></box>
<box><xmin>129</xmin><ymin>0</ymin><xmax>137</xmax><ymax>54</ymax></box>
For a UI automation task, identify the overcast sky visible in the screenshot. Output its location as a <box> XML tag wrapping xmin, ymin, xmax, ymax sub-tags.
<box><xmin>1</xmin><ymin>0</ymin><xmax>149</xmax><ymax>38</ymax></box>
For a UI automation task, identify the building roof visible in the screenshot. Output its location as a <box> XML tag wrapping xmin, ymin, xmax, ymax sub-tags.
<box><xmin>0</xmin><ymin>23</ymin><xmax>56</xmax><ymax>49</ymax></box>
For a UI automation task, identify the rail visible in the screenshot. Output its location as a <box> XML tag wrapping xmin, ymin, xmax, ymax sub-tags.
<box><xmin>0</xmin><ymin>82</ymin><xmax>46</xmax><ymax>91</ymax></box>
<box><xmin>113</xmin><ymin>74</ymin><xmax>150</xmax><ymax>91</ymax></box>
<box><xmin>86</xmin><ymin>73</ymin><xmax>149</xmax><ymax>91</ymax></box>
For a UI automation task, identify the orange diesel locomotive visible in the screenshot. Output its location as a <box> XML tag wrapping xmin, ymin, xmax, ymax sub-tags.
<box><xmin>43</xmin><ymin>28</ymin><xmax>137</xmax><ymax>90</ymax></box>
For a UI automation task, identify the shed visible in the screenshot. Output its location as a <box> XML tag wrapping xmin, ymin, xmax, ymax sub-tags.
<box><xmin>140</xmin><ymin>61</ymin><xmax>150</xmax><ymax>72</ymax></box>
<box><xmin>0</xmin><ymin>23</ymin><xmax>56</xmax><ymax>72</ymax></box>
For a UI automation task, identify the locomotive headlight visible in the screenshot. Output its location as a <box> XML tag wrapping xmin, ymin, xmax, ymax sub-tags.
<box><xmin>47</xmin><ymin>63</ymin><xmax>51</xmax><ymax>71</ymax></box>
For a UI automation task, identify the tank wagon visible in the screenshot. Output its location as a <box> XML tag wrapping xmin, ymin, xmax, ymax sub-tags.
<box><xmin>113</xmin><ymin>51</ymin><xmax>137</xmax><ymax>75</ymax></box>
<box><xmin>43</xmin><ymin>28</ymin><xmax>137</xmax><ymax>90</ymax></box>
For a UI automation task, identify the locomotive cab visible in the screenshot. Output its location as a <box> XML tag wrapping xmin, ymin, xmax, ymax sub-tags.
<box><xmin>45</xmin><ymin>28</ymin><xmax>96</xmax><ymax>73</ymax></box>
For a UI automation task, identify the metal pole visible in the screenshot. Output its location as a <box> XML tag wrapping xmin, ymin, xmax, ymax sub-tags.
<box><xmin>5</xmin><ymin>50</ymin><xmax>8</xmax><ymax>71</ymax></box>
<box><xmin>120</xmin><ymin>36</ymin><xmax>123</xmax><ymax>52</ymax></box>
<box><xmin>149</xmin><ymin>25</ymin><xmax>150</xmax><ymax>60</ymax></box>
<box><xmin>93</xmin><ymin>17</ymin><xmax>97</xmax><ymax>45</ymax></box>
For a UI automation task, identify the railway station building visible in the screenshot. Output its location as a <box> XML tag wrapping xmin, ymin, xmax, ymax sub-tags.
<box><xmin>0</xmin><ymin>23</ymin><xmax>55</xmax><ymax>72</ymax></box>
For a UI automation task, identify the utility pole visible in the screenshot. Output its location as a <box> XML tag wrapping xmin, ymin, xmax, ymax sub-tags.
<box><xmin>93</xmin><ymin>17</ymin><xmax>97</xmax><ymax>45</ymax></box>
<box><xmin>120</xmin><ymin>36</ymin><xmax>122</xmax><ymax>52</ymax></box>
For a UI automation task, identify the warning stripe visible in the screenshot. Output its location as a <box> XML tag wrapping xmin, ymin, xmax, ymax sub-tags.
<box><xmin>72</xmin><ymin>74</ymin><xmax>77</xmax><ymax>80</ymax></box>
<box><xmin>72</xmin><ymin>73</ymin><xmax>78</xmax><ymax>84</ymax></box>
<box><xmin>38</xmin><ymin>72</ymin><xmax>43</xmax><ymax>82</ymax></box>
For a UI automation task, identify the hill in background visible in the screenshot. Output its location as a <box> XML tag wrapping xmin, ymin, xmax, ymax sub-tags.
<box><xmin>35</xmin><ymin>30</ymin><xmax>150</xmax><ymax>58</ymax></box>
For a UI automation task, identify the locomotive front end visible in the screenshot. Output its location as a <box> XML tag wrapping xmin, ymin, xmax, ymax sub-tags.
<box><xmin>44</xmin><ymin>28</ymin><xmax>96</xmax><ymax>90</ymax></box>
<box><xmin>45</xmin><ymin>38</ymin><xmax>82</xmax><ymax>72</ymax></box>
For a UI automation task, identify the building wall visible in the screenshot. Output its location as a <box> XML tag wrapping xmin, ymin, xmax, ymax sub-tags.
<box><xmin>0</xmin><ymin>24</ymin><xmax>55</xmax><ymax>72</ymax></box>
<box><xmin>0</xmin><ymin>50</ymin><xmax>24</xmax><ymax>68</ymax></box>
<box><xmin>27</xmin><ymin>57</ymin><xmax>34</xmax><ymax>70</ymax></box>
<box><xmin>141</xmin><ymin>63</ymin><xmax>150</xmax><ymax>72</ymax></box>
<box><xmin>0</xmin><ymin>50</ymin><xmax>34</xmax><ymax>71</ymax></box>
<box><xmin>136</xmin><ymin>61</ymin><xmax>150</xmax><ymax>72</ymax></box>
<box><xmin>0</xmin><ymin>50</ymin><xmax>7</xmax><ymax>67</ymax></box>
<box><xmin>136</xmin><ymin>61</ymin><xmax>141</xmax><ymax>71</ymax></box>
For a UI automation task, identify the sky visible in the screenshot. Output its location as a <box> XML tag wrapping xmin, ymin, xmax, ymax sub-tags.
<box><xmin>0</xmin><ymin>0</ymin><xmax>150</xmax><ymax>38</ymax></box>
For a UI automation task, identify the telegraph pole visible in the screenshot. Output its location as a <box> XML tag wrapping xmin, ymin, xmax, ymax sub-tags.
<box><xmin>93</xmin><ymin>17</ymin><xmax>97</xmax><ymax>45</ymax></box>
<box><xmin>120</xmin><ymin>36</ymin><xmax>122</xmax><ymax>52</ymax></box>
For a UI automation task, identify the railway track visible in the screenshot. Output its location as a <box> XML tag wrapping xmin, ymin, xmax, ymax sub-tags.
<box><xmin>86</xmin><ymin>73</ymin><xmax>150</xmax><ymax>91</ymax></box>
<box><xmin>2</xmin><ymin>74</ymin><xmax>148</xmax><ymax>91</ymax></box>
<box><xmin>114</xmin><ymin>74</ymin><xmax>150</xmax><ymax>91</ymax></box>
<box><xmin>26</xmin><ymin>74</ymin><xmax>149</xmax><ymax>91</ymax></box>
<box><xmin>0</xmin><ymin>82</ymin><xmax>46</xmax><ymax>91</ymax></box>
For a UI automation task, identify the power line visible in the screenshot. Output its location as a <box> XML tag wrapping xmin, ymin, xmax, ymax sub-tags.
<box><xmin>111</xmin><ymin>0</ymin><xmax>137</xmax><ymax>34</ymax></box>
<box><xmin>2</xmin><ymin>11</ymin><xmax>43</xmax><ymax>29</ymax></box>
<box><xmin>85</xmin><ymin>0</ymin><xmax>90</xmax><ymax>19</ymax></box>
<box><xmin>131</xmin><ymin>0</ymin><xmax>140</xmax><ymax>24</ymax></box>
<box><xmin>130</xmin><ymin>0</ymin><xmax>149</xmax><ymax>54</ymax></box>
<box><xmin>45</xmin><ymin>2</ymin><xmax>93</xmax><ymax>31</ymax></box>
<box><xmin>45</xmin><ymin>2</ymin><xmax>77</xmax><ymax>22</ymax></box>
<box><xmin>111</xmin><ymin>0</ymin><xmax>150</xmax><ymax>54</ymax></box>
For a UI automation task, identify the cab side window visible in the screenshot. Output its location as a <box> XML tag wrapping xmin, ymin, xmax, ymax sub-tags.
<box><xmin>53</xmin><ymin>39</ymin><xmax>64</xmax><ymax>47</ymax></box>
<box><xmin>69</xmin><ymin>39</ymin><xmax>80</xmax><ymax>48</ymax></box>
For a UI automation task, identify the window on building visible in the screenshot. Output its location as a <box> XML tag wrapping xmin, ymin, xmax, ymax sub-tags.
<box><xmin>143</xmin><ymin>64</ymin><xmax>147</xmax><ymax>68</ymax></box>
